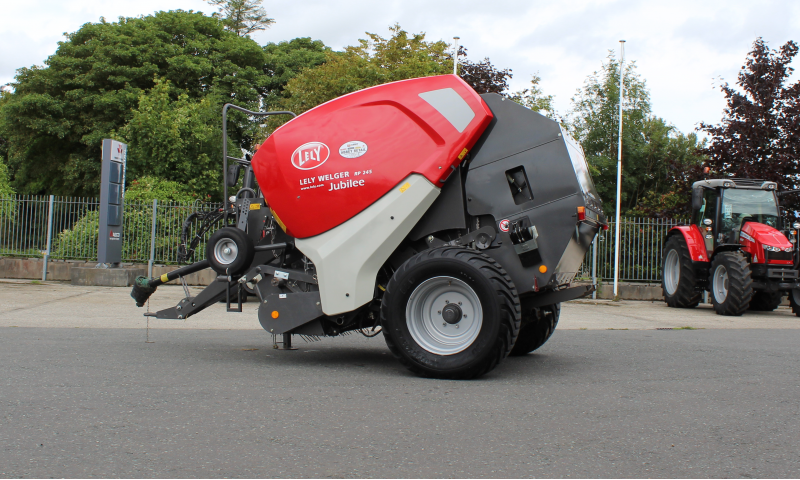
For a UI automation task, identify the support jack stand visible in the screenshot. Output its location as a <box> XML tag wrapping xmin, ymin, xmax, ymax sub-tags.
<box><xmin>272</xmin><ymin>333</ymin><xmax>297</xmax><ymax>350</ymax></box>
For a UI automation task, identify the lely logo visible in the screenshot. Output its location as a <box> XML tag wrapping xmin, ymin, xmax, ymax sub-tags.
<box><xmin>498</xmin><ymin>219</ymin><xmax>510</xmax><ymax>232</ymax></box>
<box><xmin>291</xmin><ymin>142</ymin><xmax>330</xmax><ymax>170</ymax></box>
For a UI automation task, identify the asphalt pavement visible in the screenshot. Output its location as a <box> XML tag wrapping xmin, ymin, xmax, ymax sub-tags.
<box><xmin>1</xmin><ymin>281</ymin><xmax>799</xmax><ymax>477</ymax></box>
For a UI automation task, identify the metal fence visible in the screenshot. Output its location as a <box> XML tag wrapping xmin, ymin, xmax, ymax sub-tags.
<box><xmin>0</xmin><ymin>195</ymin><xmax>220</xmax><ymax>269</ymax></box>
<box><xmin>1</xmin><ymin>194</ymin><xmax>684</xmax><ymax>283</ymax></box>
<box><xmin>578</xmin><ymin>217</ymin><xmax>686</xmax><ymax>283</ymax></box>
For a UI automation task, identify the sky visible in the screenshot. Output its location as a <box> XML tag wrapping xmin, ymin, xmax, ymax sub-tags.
<box><xmin>2</xmin><ymin>0</ymin><xmax>799</xmax><ymax>136</ymax></box>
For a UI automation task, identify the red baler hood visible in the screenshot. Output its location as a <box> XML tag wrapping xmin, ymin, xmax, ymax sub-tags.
<box><xmin>740</xmin><ymin>222</ymin><xmax>793</xmax><ymax>264</ymax></box>
<box><xmin>252</xmin><ymin>75</ymin><xmax>493</xmax><ymax>239</ymax></box>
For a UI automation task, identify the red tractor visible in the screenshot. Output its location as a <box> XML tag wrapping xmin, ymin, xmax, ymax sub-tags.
<box><xmin>662</xmin><ymin>179</ymin><xmax>800</xmax><ymax>316</ymax></box>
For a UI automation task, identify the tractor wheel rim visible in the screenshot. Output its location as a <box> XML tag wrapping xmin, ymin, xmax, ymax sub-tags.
<box><xmin>713</xmin><ymin>265</ymin><xmax>729</xmax><ymax>303</ymax></box>
<box><xmin>664</xmin><ymin>249</ymin><xmax>680</xmax><ymax>295</ymax></box>
<box><xmin>213</xmin><ymin>239</ymin><xmax>238</xmax><ymax>265</ymax></box>
<box><xmin>406</xmin><ymin>276</ymin><xmax>483</xmax><ymax>356</ymax></box>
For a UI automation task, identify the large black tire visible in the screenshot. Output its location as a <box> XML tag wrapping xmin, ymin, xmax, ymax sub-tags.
<box><xmin>206</xmin><ymin>227</ymin><xmax>254</xmax><ymax>275</ymax></box>
<box><xmin>788</xmin><ymin>289</ymin><xmax>800</xmax><ymax>317</ymax></box>
<box><xmin>381</xmin><ymin>247</ymin><xmax>521</xmax><ymax>379</ymax></box>
<box><xmin>509</xmin><ymin>303</ymin><xmax>560</xmax><ymax>356</ymax></box>
<box><xmin>749</xmin><ymin>291</ymin><xmax>783</xmax><ymax>311</ymax></box>
<box><xmin>662</xmin><ymin>235</ymin><xmax>701</xmax><ymax>308</ymax></box>
<box><xmin>709</xmin><ymin>251</ymin><xmax>753</xmax><ymax>316</ymax></box>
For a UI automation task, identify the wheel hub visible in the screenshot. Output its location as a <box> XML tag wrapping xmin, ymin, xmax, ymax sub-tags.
<box><xmin>442</xmin><ymin>303</ymin><xmax>463</xmax><ymax>324</ymax></box>
<box><xmin>213</xmin><ymin>239</ymin><xmax>239</xmax><ymax>265</ymax></box>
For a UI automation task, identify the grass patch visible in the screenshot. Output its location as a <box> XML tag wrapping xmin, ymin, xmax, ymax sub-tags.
<box><xmin>674</xmin><ymin>326</ymin><xmax>703</xmax><ymax>330</ymax></box>
<box><xmin>30</xmin><ymin>280</ymin><xmax>42</xmax><ymax>285</ymax></box>
<box><xmin>579</xmin><ymin>327</ymin><xmax>588</xmax><ymax>330</ymax></box>
<box><xmin>606</xmin><ymin>328</ymin><xmax>629</xmax><ymax>330</ymax></box>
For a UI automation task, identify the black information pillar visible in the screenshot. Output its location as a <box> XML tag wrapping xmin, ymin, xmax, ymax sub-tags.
<box><xmin>97</xmin><ymin>139</ymin><xmax>127</xmax><ymax>267</ymax></box>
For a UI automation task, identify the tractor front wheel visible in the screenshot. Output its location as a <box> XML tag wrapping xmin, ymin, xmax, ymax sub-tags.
<box><xmin>788</xmin><ymin>289</ymin><xmax>800</xmax><ymax>316</ymax></box>
<box><xmin>662</xmin><ymin>235</ymin><xmax>701</xmax><ymax>308</ymax></box>
<box><xmin>380</xmin><ymin>247</ymin><xmax>521</xmax><ymax>379</ymax></box>
<box><xmin>709</xmin><ymin>252</ymin><xmax>753</xmax><ymax>316</ymax></box>
<box><xmin>749</xmin><ymin>291</ymin><xmax>783</xmax><ymax>311</ymax></box>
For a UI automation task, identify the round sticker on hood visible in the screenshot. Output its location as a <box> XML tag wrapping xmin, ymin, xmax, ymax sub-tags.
<box><xmin>339</xmin><ymin>141</ymin><xmax>368</xmax><ymax>159</ymax></box>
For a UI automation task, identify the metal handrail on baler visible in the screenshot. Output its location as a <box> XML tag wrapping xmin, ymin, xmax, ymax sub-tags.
<box><xmin>221</xmin><ymin>104</ymin><xmax>296</xmax><ymax>222</ymax></box>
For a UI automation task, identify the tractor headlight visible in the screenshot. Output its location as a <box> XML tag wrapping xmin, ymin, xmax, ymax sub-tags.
<box><xmin>763</xmin><ymin>245</ymin><xmax>782</xmax><ymax>252</ymax></box>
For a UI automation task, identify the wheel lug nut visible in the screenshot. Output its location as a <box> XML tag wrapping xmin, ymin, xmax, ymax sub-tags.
<box><xmin>455</xmin><ymin>325</ymin><xmax>459</xmax><ymax>329</ymax></box>
<box><xmin>442</xmin><ymin>322</ymin><xmax>447</xmax><ymax>327</ymax></box>
<box><xmin>438</xmin><ymin>311</ymin><xmax>441</xmax><ymax>314</ymax></box>
<box><xmin>463</xmin><ymin>314</ymin><xmax>467</xmax><ymax>318</ymax></box>
<box><xmin>458</xmin><ymin>301</ymin><xmax>462</xmax><ymax>305</ymax></box>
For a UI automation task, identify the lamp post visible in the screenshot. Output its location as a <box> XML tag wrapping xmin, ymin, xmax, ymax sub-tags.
<box><xmin>613</xmin><ymin>39</ymin><xmax>626</xmax><ymax>299</ymax></box>
<box><xmin>453</xmin><ymin>36</ymin><xmax>460</xmax><ymax>75</ymax></box>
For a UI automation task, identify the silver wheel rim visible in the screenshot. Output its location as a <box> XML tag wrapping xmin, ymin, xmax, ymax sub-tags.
<box><xmin>664</xmin><ymin>249</ymin><xmax>680</xmax><ymax>295</ymax></box>
<box><xmin>213</xmin><ymin>238</ymin><xmax>239</xmax><ymax>265</ymax></box>
<box><xmin>713</xmin><ymin>265</ymin><xmax>729</xmax><ymax>304</ymax></box>
<box><xmin>406</xmin><ymin>276</ymin><xmax>483</xmax><ymax>356</ymax></box>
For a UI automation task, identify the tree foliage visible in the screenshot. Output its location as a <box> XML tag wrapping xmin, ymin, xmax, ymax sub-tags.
<box><xmin>568</xmin><ymin>52</ymin><xmax>705</xmax><ymax>216</ymax></box>
<box><xmin>262</xmin><ymin>37</ymin><xmax>330</xmax><ymax>107</ymax></box>
<box><xmin>117</xmin><ymin>78</ymin><xmax>224</xmax><ymax>198</ymax></box>
<box><xmin>0</xmin><ymin>156</ymin><xmax>13</xmax><ymax>196</ymax></box>
<box><xmin>507</xmin><ymin>74</ymin><xmax>557</xmax><ymax>119</ymax></box>
<box><xmin>279</xmin><ymin>25</ymin><xmax>451</xmax><ymax>118</ymax></box>
<box><xmin>205</xmin><ymin>0</ymin><xmax>274</xmax><ymax>37</ymax></box>
<box><xmin>700</xmin><ymin>38</ymin><xmax>800</xmax><ymax>193</ymax></box>
<box><xmin>457</xmin><ymin>46</ymin><xmax>512</xmax><ymax>94</ymax></box>
<box><xmin>0</xmin><ymin>10</ymin><xmax>267</xmax><ymax>196</ymax></box>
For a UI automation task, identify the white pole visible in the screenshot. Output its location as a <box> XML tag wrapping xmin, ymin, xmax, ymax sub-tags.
<box><xmin>613</xmin><ymin>40</ymin><xmax>626</xmax><ymax>299</ymax></box>
<box><xmin>453</xmin><ymin>37</ymin><xmax>460</xmax><ymax>75</ymax></box>
<box><xmin>42</xmin><ymin>195</ymin><xmax>55</xmax><ymax>281</ymax></box>
<box><xmin>148</xmin><ymin>199</ymin><xmax>158</xmax><ymax>279</ymax></box>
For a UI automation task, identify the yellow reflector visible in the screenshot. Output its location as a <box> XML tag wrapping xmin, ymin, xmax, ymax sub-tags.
<box><xmin>399</xmin><ymin>182</ymin><xmax>411</xmax><ymax>193</ymax></box>
<box><xmin>458</xmin><ymin>148</ymin><xmax>469</xmax><ymax>160</ymax></box>
<box><xmin>271</xmin><ymin>311</ymin><xmax>279</xmax><ymax>319</ymax></box>
<box><xmin>538</xmin><ymin>265</ymin><xmax>548</xmax><ymax>273</ymax></box>
<box><xmin>249</xmin><ymin>203</ymin><xmax>261</xmax><ymax>210</ymax></box>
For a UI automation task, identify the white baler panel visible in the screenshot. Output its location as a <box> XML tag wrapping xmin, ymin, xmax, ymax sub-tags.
<box><xmin>295</xmin><ymin>174</ymin><xmax>440</xmax><ymax>316</ymax></box>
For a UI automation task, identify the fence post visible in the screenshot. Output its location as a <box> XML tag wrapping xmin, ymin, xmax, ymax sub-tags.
<box><xmin>591</xmin><ymin>235</ymin><xmax>598</xmax><ymax>299</ymax></box>
<box><xmin>148</xmin><ymin>199</ymin><xmax>158</xmax><ymax>278</ymax></box>
<box><xmin>41</xmin><ymin>195</ymin><xmax>55</xmax><ymax>281</ymax></box>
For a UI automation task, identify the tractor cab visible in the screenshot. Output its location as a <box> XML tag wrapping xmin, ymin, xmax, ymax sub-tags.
<box><xmin>691</xmin><ymin>179</ymin><xmax>784</xmax><ymax>255</ymax></box>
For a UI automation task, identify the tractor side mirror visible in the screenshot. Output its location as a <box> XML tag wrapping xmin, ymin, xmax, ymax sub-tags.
<box><xmin>226</xmin><ymin>165</ymin><xmax>242</xmax><ymax>187</ymax></box>
<box><xmin>691</xmin><ymin>187</ymin><xmax>703</xmax><ymax>211</ymax></box>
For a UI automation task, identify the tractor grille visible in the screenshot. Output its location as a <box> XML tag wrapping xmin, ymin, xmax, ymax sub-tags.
<box><xmin>766</xmin><ymin>250</ymin><xmax>793</xmax><ymax>262</ymax></box>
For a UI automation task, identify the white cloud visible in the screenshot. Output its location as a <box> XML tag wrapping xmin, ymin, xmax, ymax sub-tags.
<box><xmin>1</xmin><ymin>0</ymin><xmax>799</xmax><ymax>134</ymax></box>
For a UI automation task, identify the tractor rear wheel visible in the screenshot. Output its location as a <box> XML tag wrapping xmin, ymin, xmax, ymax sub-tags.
<box><xmin>380</xmin><ymin>247</ymin><xmax>521</xmax><ymax>379</ymax></box>
<box><xmin>788</xmin><ymin>289</ymin><xmax>800</xmax><ymax>316</ymax></box>
<box><xmin>662</xmin><ymin>235</ymin><xmax>701</xmax><ymax>308</ymax></box>
<box><xmin>749</xmin><ymin>291</ymin><xmax>783</xmax><ymax>311</ymax></box>
<box><xmin>709</xmin><ymin>251</ymin><xmax>753</xmax><ymax>316</ymax></box>
<box><xmin>508</xmin><ymin>303</ymin><xmax>560</xmax><ymax>356</ymax></box>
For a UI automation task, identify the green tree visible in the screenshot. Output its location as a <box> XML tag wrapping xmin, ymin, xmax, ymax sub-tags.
<box><xmin>567</xmin><ymin>52</ymin><xmax>705</xmax><ymax>216</ymax></box>
<box><xmin>0</xmin><ymin>156</ymin><xmax>13</xmax><ymax>196</ymax></box>
<box><xmin>205</xmin><ymin>0</ymin><xmax>274</xmax><ymax>37</ymax></box>
<box><xmin>279</xmin><ymin>24</ymin><xmax>452</xmax><ymax>118</ymax></box>
<box><xmin>507</xmin><ymin>74</ymin><xmax>557</xmax><ymax>119</ymax></box>
<box><xmin>0</xmin><ymin>10</ymin><xmax>267</xmax><ymax>197</ymax></box>
<box><xmin>262</xmin><ymin>37</ymin><xmax>330</xmax><ymax>108</ymax></box>
<box><xmin>117</xmin><ymin>78</ymin><xmax>224</xmax><ymax>198</ymax></box>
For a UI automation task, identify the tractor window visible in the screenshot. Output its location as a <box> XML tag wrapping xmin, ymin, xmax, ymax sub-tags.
<box><xmin>695</xmin><ymin>189</ymin><xmax>717</xmax><ymax>251</ymax></box>
<box><xmin>719</xmin><ymin>189</ymin><xmax>779</xmax><ymax>243</ymax></box>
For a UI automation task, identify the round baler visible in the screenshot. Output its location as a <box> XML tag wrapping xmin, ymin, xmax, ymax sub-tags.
<box><xmin>131</xmin><ymin>75</ymin><xmax>607</xmax><ymax>378</ymax></box>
